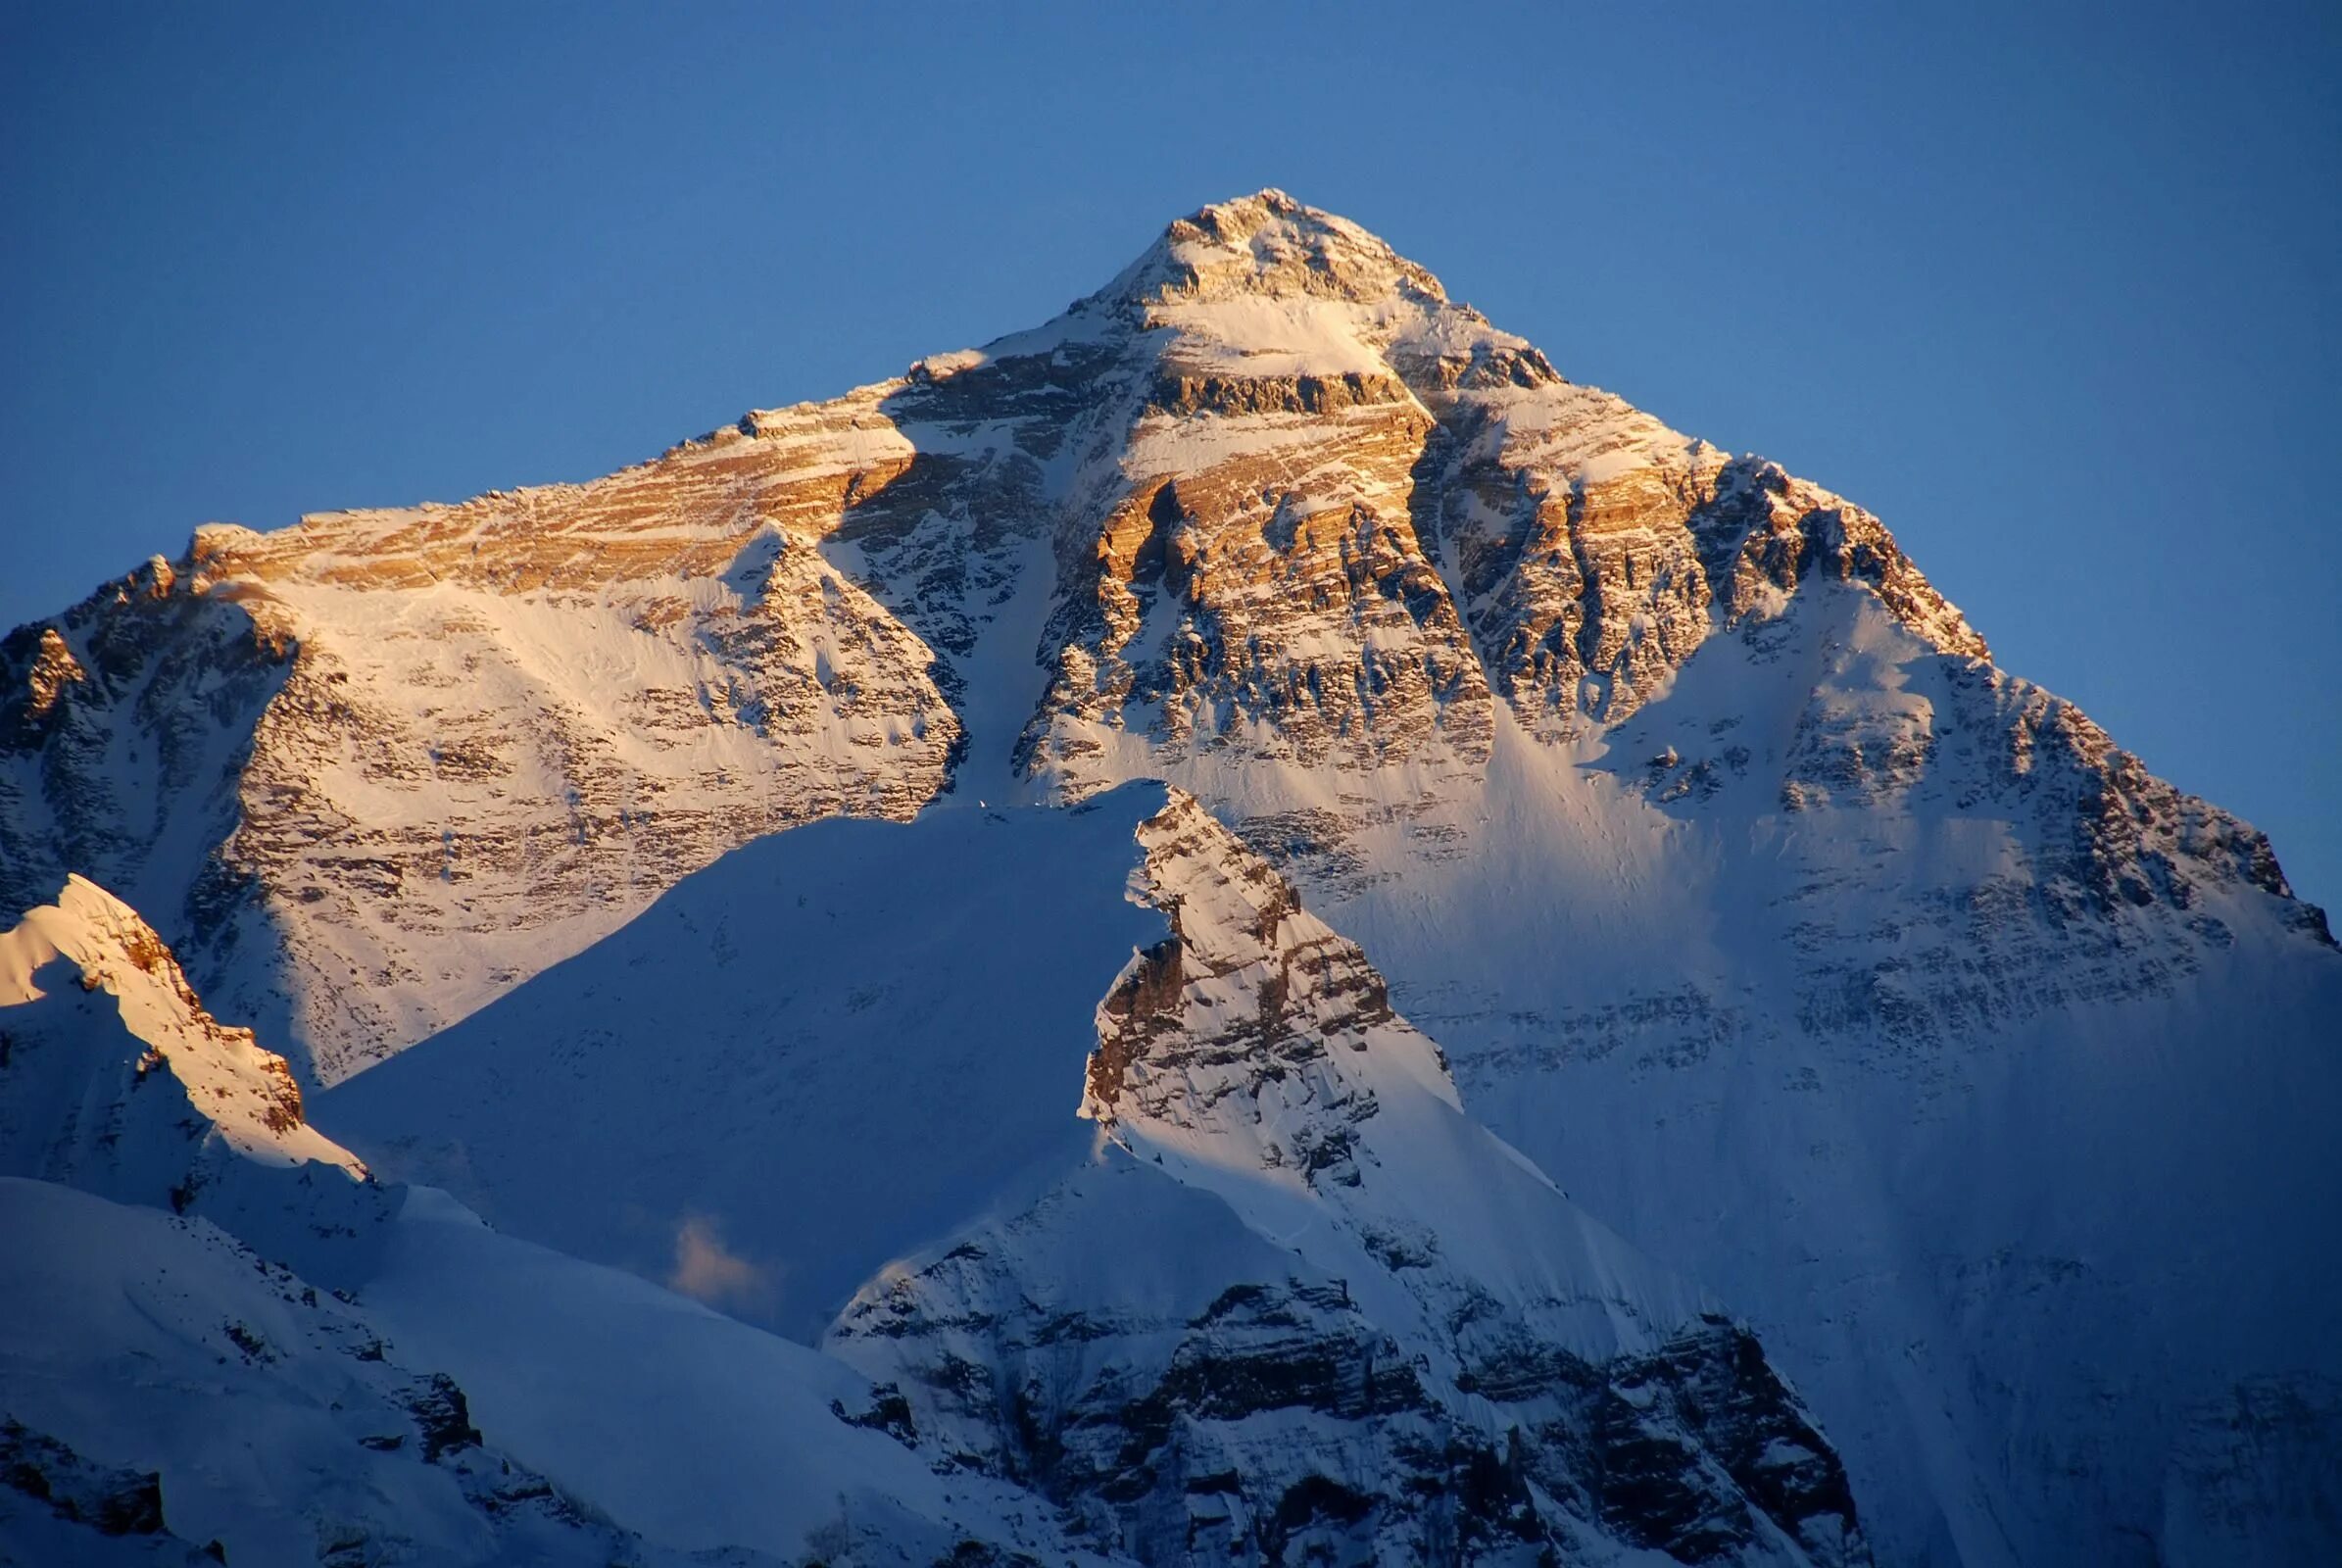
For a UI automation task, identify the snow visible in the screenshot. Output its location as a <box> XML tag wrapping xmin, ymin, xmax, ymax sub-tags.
<box><xmin>320</xmin><ymin>785</ymin><xmax>1173</xmax><ymax>1341</ymax></box>
<box><xmin>320</xmin><ymin>785</ymin><xmax>1783</xmax><ymax>1540</ymax></box>
<box><xmin>364</xmin><ymin>1185</ymin><xmax>1109</xmax><ymax>1564</ymax></box>
<box><xmin>187</xmin><ymin>489</ymin><xmax>961</xmax><ymax>1079</ymax></box>
<box><xmin>1235</xmin><ymin>583</ymin><xmax>2342</xmax><ymax>1565</ymax></box>
<box><xmin>0</xmin><ymin>1174</ymin><xmax>1122</xmax><ymax>1567</ymax></box>
<box><xmin>1150</xmin><ymin>295</ymin><xmax>1395</xmax><ymax>378</ymax></box>
<box><xmin>0</xmin><ymin>1178</ymin><xmax>611</xmax><ymax>1568</ymax></box>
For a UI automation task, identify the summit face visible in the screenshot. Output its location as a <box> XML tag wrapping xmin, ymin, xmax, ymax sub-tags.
<box><xmin>3</xmin><ymin>191</ymin><xmax>2335</xmax><ymax>1567</ymax></box>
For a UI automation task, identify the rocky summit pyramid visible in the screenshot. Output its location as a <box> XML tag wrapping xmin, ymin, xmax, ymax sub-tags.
<box><xmin>3</xmin><ymin>190</ymin><xmax>2336</xmax><ymax>1567</ymax></box>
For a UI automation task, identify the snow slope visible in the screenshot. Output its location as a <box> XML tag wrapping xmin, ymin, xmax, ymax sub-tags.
<box><xmin>0</xmin><ymin>876</ymin><xmax>1136</xmax><ymax>1566</ymax></box>
<box><xmin>0</xmin><ymin>874</ymin><xmax>392</xmax><ymax>1286</ymax></box>
<box><xmin>361</xmin><ymin>1184</ymin><xmax>1128</xmax><ymax>1567</ymax></box>
<box><xmin>0</xmin><ymin>1174</ymin><xmax>1134</xmax><ymax>1568</ymax></box>
<box><xmin>321</xmin><ymin>787</ymin><xmax>1171</xmax><ymax>1341</ymax></box>
<box><xmin>0</xmin><ymin>1176</ymin><xmax>727</xmax><ymax>1568</ymax></box>
<box><xmin>1264</xmin><ymin>580</ymin><xmax>2342</xmax><ymax>1568</ymax></box>
<box><xmin>0</xmin><ymin>874</ymin><xmax>362</xmax><ymax>1179</ymax></box>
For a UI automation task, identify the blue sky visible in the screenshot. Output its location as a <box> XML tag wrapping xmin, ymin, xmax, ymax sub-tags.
<box><xmin>4</xmin><ymin>2</ymin><xmax>2336</xmax><ymax>908</ymax></box>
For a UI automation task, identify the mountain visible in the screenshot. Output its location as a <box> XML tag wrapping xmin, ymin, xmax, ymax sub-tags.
<box><xmin>4</xmin><ymin>189</ymin><xmax>2336</xmax><ymax>1565</ymax></box>
<box><xmin>0</xmin><ymin>1176</ymin><xmax>737</xmax><ymax>1568</ymax></box>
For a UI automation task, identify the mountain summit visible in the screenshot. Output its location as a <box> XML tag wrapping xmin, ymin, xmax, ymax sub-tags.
<box><xmin>4</xmin><ymin>192</ymin><xmax>2336</xmax><ymax>1566</ymax></box>
<box><xmin>1089</xmin><ymin>187</ymin><xmax>1453</xmax><ymax>306</ymax></box>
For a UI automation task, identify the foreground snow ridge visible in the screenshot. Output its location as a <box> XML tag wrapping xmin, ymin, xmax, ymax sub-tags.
<box><xmin>3</xmin><ymin>189</ymin><xmax>2337</xmax><ymax>1567</ymax></box>
<box><xmin>0</xmin><ymin>874</ymin><xmax>365</xmax><ymax>1183</ymax></box>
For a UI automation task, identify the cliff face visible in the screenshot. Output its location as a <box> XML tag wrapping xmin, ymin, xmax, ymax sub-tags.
<box><xmin>4</xmin><ymin>189</ymin><xmax>2336</xmax><ymax>1567</ymax></box>
<box><xmin>1</xmin><ymin>416</ymin><xmax>963</xmax><ymax>1082</ymax></box>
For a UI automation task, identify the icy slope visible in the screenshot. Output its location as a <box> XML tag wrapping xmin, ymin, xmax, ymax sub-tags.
<box><xmin>327</xmin><ymin>786</ymin><xmax>1866</xmax><ymax>1566</ymax></box>
<box><xmin>0</xmin><ymin>873</ymin><xmax>1134</xmax><ymax>1567</ymax></box>
<box><xmin>1261</xmin><ymin>572</ymin><xmax>2342</xmax><ymax>1567</ymax></box>
<box><xmin>360</xmin><ymin>1184</ymin><xmax>1131</xmax><ymax>1567</ymax></box>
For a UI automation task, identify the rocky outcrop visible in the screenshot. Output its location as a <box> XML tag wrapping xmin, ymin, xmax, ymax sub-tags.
<box><xmin>1027</xmin><ymin>407</ymin><xmax>1493</xmax><ymax>789</ymax></box>
<box><xmin>833</xmin><ymin>793</ymin><xmax>1866</xmax><ymax>1568</ymax></box>
<box><xmin>0</xmin><ymin>1418</ymin><xmax>170</xmax><ymax>1540</ymax></box>
<box><xmin>0</xmin><ymin>558</ymin><xmax>290</xmax><ymax>940</ymax></box>
<box><xmin>1015</xmin><ymin>193</ymin><xmax>1502</xmax><ymax>796</ymax></box>
<box><xmin>1085</xmin><ymin>793</ymin><xmax>1397</xmax><ymax>1166</ymax></box>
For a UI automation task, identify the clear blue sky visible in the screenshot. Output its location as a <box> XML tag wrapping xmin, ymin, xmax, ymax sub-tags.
<box><xmin>4</xmin><ymin>3</ymin><xmax>2336</xmax><ymax>909</ymax></box>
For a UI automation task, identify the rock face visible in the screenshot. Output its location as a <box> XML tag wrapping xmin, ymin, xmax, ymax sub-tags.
<box><xmin>3</xmin><ymin>189</ymin><xmax>2337</xmax><ymax>1566</ymax></box>
<box><xmin>2</xmin><ymin>435</ymin><xmax>965</xmax><ymax>1082</ymax></box>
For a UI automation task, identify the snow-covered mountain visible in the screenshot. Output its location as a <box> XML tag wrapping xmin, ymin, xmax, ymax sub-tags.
<box><xmin>4</xmin><ymin>189</ymin><xmax>2335</xmax><ymax>1565</ymax></box>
